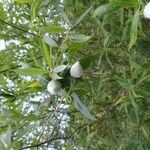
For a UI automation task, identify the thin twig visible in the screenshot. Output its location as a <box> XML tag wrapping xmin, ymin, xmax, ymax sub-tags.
<box><xmin>20</xmin><ymin>121</ymin><xmax>96</xmax><ymax>150</ymax></box>
<box><xmin>36</xmin><ymin>96</ymin><xmax>64</xmax><ymax>145</ymax></box>
<box><xmin>19</xmin><ymin>136</ymin><xmax>69</xmax><ymax>150</ymax></box>
<box><xmin>0</xmin><ymin>19</ymin><xmax>38</xmax><ymax>37</ymax></box>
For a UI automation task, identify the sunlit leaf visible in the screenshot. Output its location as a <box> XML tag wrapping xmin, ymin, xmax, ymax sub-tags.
<box><xmin>39</xmin><ymin>25</ymin><xmax>66</xmax><ymax>34</ymax></box>
<box><xmin>15</xmin><ymin>0</ymin><xmax>32</xmax><ymax>4</ymax></box>
<box><xmin>27</xmin><ymin>81</ymin><xmax>43</xmax><ymax>90</ymax></box>
<box><xmin>51</xmin><ymin>72</ymin><xmax>62</xmax><ymax>80</ymax></box>
<box><xmin>53</xmin><ymin>65</ymin><xmax>67</xmax><ymax>73</ymax></box>
<box><xmin>69</xmin><ymin>34</ymin><xmax>92</xmax><ymax>43</ymax></box>
<box><xmin>15</xmin><ymin>68</ymin><xmax>48</xmax><ymax>76</ymax></box>
<box><xmin>31</xmin><ymin>0</ymin><xmax>42</xmax><ymax>20</ymax></box>
<box><xmin>0</xmin><ymin>5</ymin><xmax>7</xmax><ymax>20</ymax></box>
<box><xmin>43</xmin><ymin>35</ymin><xmax>58</xmax><ymax>47</ymax></box>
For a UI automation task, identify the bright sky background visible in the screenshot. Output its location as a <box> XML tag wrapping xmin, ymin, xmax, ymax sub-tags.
<box><xmin>0</xmin><ymin>40</ymin><xmax>6</xmax><ymax>50</ymax></box>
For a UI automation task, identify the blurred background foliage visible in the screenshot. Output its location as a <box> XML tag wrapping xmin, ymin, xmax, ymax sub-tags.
<box><xmin>0</xmin><ymin>0</ymin><xmax>150</xmax><ymax>149</ymax></box>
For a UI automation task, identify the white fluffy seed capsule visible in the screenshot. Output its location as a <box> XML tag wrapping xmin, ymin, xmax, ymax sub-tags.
<box><xmin>70</xmin><ymin>61</ymin><xmax>83</xmax><ymax>78</ymax></box>
<box><xmin>144</xmin><ymin>2</ymin><xmax>150</xmax><ymax>19</ymax></box>
<box><xmin>47</xmin><ymin>80</ymin><xmax>61</xmax><ymax>95</ymax></box>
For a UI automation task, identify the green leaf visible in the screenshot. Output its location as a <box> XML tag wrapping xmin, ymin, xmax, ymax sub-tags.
<box><xmin>0</xmin><ymin>5</ymin><xmax>7</xmax><ymax>20</ymax></box>
<box><xmin>138</xmin><ymin>0</ymin><xmax>146</xmax><ymax>6</ymax></box>
<box><xmin>129</xmin><ymin>9</ymin><xmax>140</xmax><ymax>49</ymax></box>
<box><xmin>15</xmin><ymin>68</ymin><xmax>48</xmax><ymax>76</ymax></box>
<box><xmin>15</xmin><ymin>0</ymin><xmax>32</xmax><ymax>3</ymax></box>
<box><xmin>141</xmin><ymin>125</ymin><xmax>149</xmax><ymax>140</ymax></box>
<box><xmin>31</xmin><ymin>0</ymin><xmax>42</xmax><ymax>20</ymax></box>
<box><xmin>73</xmin><ymin>4</ymin><xmax>94</xmax><ymax>27</ymax></box>
<box><xmin>39</xmin><ymin>25</ymin><xmax>66</xmax><ymax>34</ymax></box>
<box><xmin>43</xmin><ymin>35</ymin><xmax>58</xmax><ymax>47</ymax></box>
<box><xmin>86</xmin><ymin>132</ymin><xmax>96</xmax><ymax>146</ymax></box>
<box><xmin>93</xmin><ymin>0</ymin><xmax>139</xmax><ymax>18</ymax></box>
<box><xmin>51</xmin><ymin>72</ymin><xmax>62</xmax><ymax>80</ymax></box>
<box><xmin>0</xmin><ymin>66</ymin><xmax>10</xmax><ymax>73</ymax></box>
<box><xmin>0</xmin><ymin>75</ymin><xmax>6</xmax><ymax>86</ymax></box>
<box><xmin>42</xmin><ymin>39</ymin><xmax>52</xmax><ymax>68</ymax></box>
<box><xmin>93</xmin><ymin>3</ymin><xmax>113</xmax><ymax>18</ymax></box>
<box><xmin>53</xmin><ymin>65</ymin><xmax>67</xmax><ymax>73</ymax></box>
<box><xmin>27</xmin><ymin>81</ymin><xmax>43</xmax><ymax>90</ymax></box>
<box><xmin>0</xmin><ymin>89</ymin><xmax>14</xmax><ymax>98</ymax></box>
<box><xmin>136</xmin><ymin>90</ymin><xmax>150</xmax><ymax>97</ymax></box>
<box><xmin>71</xmin><ymin>92</ymin><xmax>96</xmax><ymax>121</ymax></box>
<box><xmin>69</xmin><ymin>34</ymin><xmax>92</xmax><ymax>43</ymax></box>
<box><xmin>0</xmin><ymin>126</ymin><xmax>11</xmax><ymax>149</ymax></box>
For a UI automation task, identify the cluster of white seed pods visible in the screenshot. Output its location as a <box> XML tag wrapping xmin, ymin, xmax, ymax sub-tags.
<box><xmin>47</xmin><ymin>61</ymin><xmax>83</xmax><ymax>95</ymax></box>
<box><xmin>144</xmin><ymin>2</ymin><xmax>150</xmax><ymax>19</ymax></box>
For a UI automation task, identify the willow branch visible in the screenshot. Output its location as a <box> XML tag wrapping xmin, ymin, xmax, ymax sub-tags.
<box><xmin>0</xmin><ymin>19</ymin><xmax>38</xmax><ymax>37</ymax></box>
<box><xmin>19</xmin><ymin>136</ymin><xmax>69</xmax><ymax>150</ymax></box>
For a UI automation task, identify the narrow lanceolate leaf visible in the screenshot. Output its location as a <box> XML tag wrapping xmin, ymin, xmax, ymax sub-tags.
<box><xmin>42</xmin><ymin>39</ymin><xmax>51</xmax><ymax>68</ymax></box>
<box><xmin>39</xmin><ymin>25</ymin><xmax>66</xmax><ymax>34</ymax></box>
<box><xmin>15</xmin><ymin>0</ymin><xmax>32</xmax><ymax>4</ymax></box>
<box><xmin>31</xmin><ymin>0</ymin><xmax>42</xmax><ymax>20</ymax></box>
<box><xmin>27</xmin><ymin>81</ymin><xmax>42</xmax><ymax>90</ymax></box>
<box><xmin>15</xmin><ymin>68</ymin><xmax>48</xmax><ymax>76</ymax></box>
<box><xmin>0</xmin><ymin>89</ymin><xmax>14</xmax><ymax>98</ymax></box>
<box><xmin>0</xmin><ymin>126</ymin><xmax>11</xmax><ymax>149</ymax></box>
<box><xmin>51</xmin><ymin>72</ymin><xmax>62</xmax><ymax>80</ymax></box>
<box><xmin>0</xmin><ymin>5</ymin><xmax>7</xmax><ymax>20</ymax></box>
<box><xmin>93</xmin><ymin>0</ymin><xmax>139</xmax><ymax>18</ymax></box>
<box><xmin>71</xmin><ymin>92</ymin><xmax>96</xmax><ymax>121</ymax></box>
<box><xmin>43</xmin><ymin>35</ymin><xmax>58</xmax><ymax>47</ymax></box>
<box><xmin>93</xmin><ymin>3</ymin><xmax>113</xmax><ymax>18</ymax></box>
<box><xmin>138</xmin><ymin>0</ymin><xmax>146</xmax><ymax>6</ymax></box>
<box><xmin>53</xmin><ymin>65</ymin><xmax>67</xmax><ymax>73</ymax></box>
<box><xmin>141</xmin><ymin>126</ymin><xmax>149</xmax><ymax>140</ymax></box>
<box><xmin>69</xmin><ymin>34</ymin><xmax>92</xmax><ymax>43</ymax></box>
<box><xmin>73</xmin><ymin>4</ymin><xmax>94</xmax><ymax>27</ymax></box>
<box><xmin>129</xmin><ymin>9</ymin><xmax>139</xmax><ymax>49</ymax></box>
